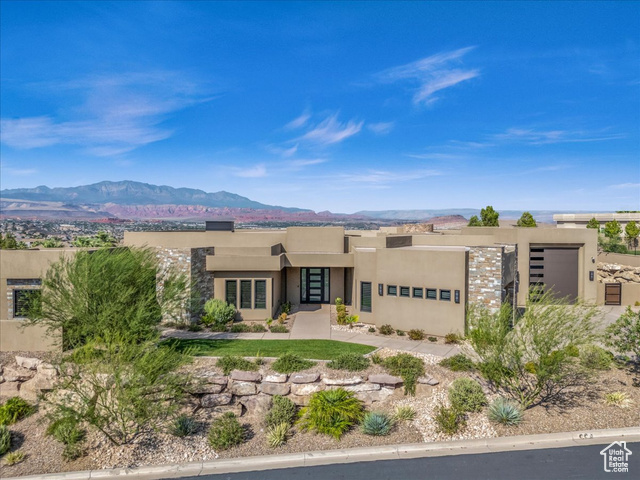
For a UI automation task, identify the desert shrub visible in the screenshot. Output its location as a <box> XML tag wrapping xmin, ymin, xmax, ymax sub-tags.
<box><xmin>428</xmin><ymin>336</ymin><xmax>438</xmax><ymax>343</ymax></box>
<box><xmin>216</xmin><ymin>355</ymin><xmax>258</xmax><ymax>375</ymax></box>
<box><xmin>408</xmin><ymin>329</ymin><xmax>425</xmax><ymax>341</ymax></box>
<box><xmin>449</xmin><ymin>378</ymin><xmax>487</xmax><ymax>413</ymax></box>
<box><xmin>46</xmin><ymin>416</ymin><xmax>85</xmax><ymax>445</ymax></box>
<box><xmin>251</xmin><ymin>324</ymin><xmax>267</xmax><ymax>333</ymax></box>
<box><xmin>208</xmin><ymin>412</ymin><xmax>244</xmax><ymax>450</ymax></box>
<box><xmin>579</xmin><ymin>345</ymin><xmax>612</xmax><ymax>370</ymax></box>
<box><xmin>265</xmin><ymin>395</ymin><xmax>297</xmax><ymax>429</ymax></box>
<box><xmin>169</xmin><ymin>415</ymin><xmax>198</xmax><ymax>437</ymax></box>
<box><xmin>202</xmin><ymin>299</ymin><xmax>236</xmax><ymax>328</ymax></box>
<box><xmin>397</xmin><ymin>329</ymin><xmax>405</xmax><ymax>336</ymax></box>
<box><xmin>0</xmin><ymin>425</ymin><xmax>10</xmax><ymax>455</ymax></box>
<box><xmin>272</xmin><ymin>353</ymin><xmax>315</xmax><ymax>374</ymax></box>
<box><xmin>230</xmin><ymin>323</ymin><xmax>250</xmax><ymax>333</ymax></box>
<box><xmin>209</xmin><ymin>323</ymin><xmax>229</xmax><ymax>332</ymax></box>
<box><xmin>394</xmin><ymin>405</ymin><xmax>416</xmax><ymax>422</ymax></box>
<box><xmin>4</xmin><ymin>450</ymin><xmax>25</xmax><ymax>466</ymax></box>
<box><xmin>383</xmin><ymin>353</ymin><xmax>425</xmax><ymax>396</ymax></box>
<box><xmin>445</xmin><ymin>332</ymin><xmax>463</xmax><ymax>344</ymax></box>
<box><xmin>0</xmin><ymin>397</ymin><xmax>35</xmax><ymax>426</ymax></box>
<box><xmin>379</xmin><ymin>324</ymin><xmax>394</xmax><ymax>335</ymax></box>
<box><xmin>266</xmin><ymin>422</ymin><xmax>289</xmax><ymax>448</ymax></box>
<box><xmin>298</xmin><ymin>388</ymin><xmax>364</xmax><ymax>439</ymax></box>
<box><xmin>434</xmin><ymin>405</ymin><xmax>465</xmax><ymax>435</ymax></box>
<box><xmin>62</xmin><ymin>443</ymin><xmax>84</xmax><ymax>461</ymax></box>
<box><xmin>336</xmin><ymin>302</ymin><xmax>348</xmax><ymax>325</ymax></box>
<box><xmin>335</xmin><ymin>297</ymin><xmax>344</xmax><ymax>306</ymax></box>
<box><xmin>361</xmin><ymin>412</ymin><xmax>394</xmax><ymax>436</ymax></box>
<box><xmin>281</xmin><ymin>301</ymin><xmax>292</xmax><ymax>315</ymax></box>
<box><xmin>327</xmin><ymin>353</ymin><xmax>370</xmax><ymax>371</ymax></box>
<box><xmin>269</xmin><ymin>325</ymin><xmax>289</xmax><ymax>333</ymax></box>
<box><xmin>604</xmin><ymin>391</ymin><xmax>633</xmax><ymax>409</ymax></box>
<box><xmin>368</xmin><ymin>327</ymin><xmax>376</xmax><ymax>333</ymax></box>
<box><xmin>187</xmin><ymin>324</ymin><xmax>203</xmax><ymax>332</ymax></box>
<box><xmin>370</xmin><ymin>353</ymin><xmax>384</xmax><ymax>365</ymax></box>
<box><xmin>487</xmin><ymin>398</ymin><xmax>523</xmax><ymax>426</ymax></box>
<box><xmin>278</xmin><ymin>313</ymin><xmax>288</xmax><ymax>324</ymax></box>
<box><xmin>439</xmin><ymin>354</ymin><xmax>475</xmax><ymax>372</ymax></box>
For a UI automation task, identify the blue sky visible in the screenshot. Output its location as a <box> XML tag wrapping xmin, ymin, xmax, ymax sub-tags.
<box><xmin>1</xmin><ymin>1</ymin><xmax>638</xmax><ymax>213</ymax></box>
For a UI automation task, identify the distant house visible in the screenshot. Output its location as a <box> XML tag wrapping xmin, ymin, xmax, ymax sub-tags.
<box><xmin>554</xmin><ymin>212</ymin><xmax>640</xmax><ymax>234</ymax></box>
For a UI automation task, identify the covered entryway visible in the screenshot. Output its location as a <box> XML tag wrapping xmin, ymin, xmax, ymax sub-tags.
<box><xmin>604</xmin><ymin>283</ymin><xmax>622</xmax><ymax>306</ymax></box>
<box><xmin>301</xmin><ymin>267</ymin><xmax>330</xmax><ymax>304</ymax></box>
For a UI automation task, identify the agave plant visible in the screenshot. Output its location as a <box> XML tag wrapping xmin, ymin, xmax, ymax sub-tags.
<box><xmin>361</xmin><ymin>412</ymin><xmax>394</xmax><ymax>436</ymax></box>
<box><xmin>487</xmin><ymin>397</ymin><xmax>523</xmax><ymax>426</ymax></box>
<box><xmin>266</xmin><ymin>422</ymin><xmax>290</xmax><ymax>448</ymax></box>
<box><xmin>169</xmin><ymin>414</ymin><xmax>198</xmax><ymax>437</ymax></box>
<box><xmin>604</xmin><ymin>391</ymin><xmax>633</xmax><ymax>409</ymax></box>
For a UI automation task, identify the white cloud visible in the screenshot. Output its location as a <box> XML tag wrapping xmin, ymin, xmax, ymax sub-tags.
<box><xmin>608</xmin><ymin>183</ymin><xmax>640</xmax><ymax>189</ymax></box>
<box><xmin>0</xmin><ymin>165</ymin><xmax>38</xmax><ymax>176</ymax></box>
<box><xmin>297</xmin><ymin>113</ymin><xmax>363</xmax><ymax>146</ymax></box>
<box><xmin>285</xmin><ymin>110</ymin><xmax>311</xmax><ymax>130</ymax></box>
<box><xmin>266</xmin><ymin>143</ymin><xmax>298</xmax><ymax>157</ymax></box>
<box><xmin>233</xmin><ymin>164</ymin><xmax>268</xmax><ymax>178</ymax></box>
<box><xmin>288</xmin><ymin>158</ymin><xmax>327</xmax><ymax>168</ymax></box>
<box><xmin>339</xmin><ymin>169</ymin><xmax>441</xmax><ymax>185</ymax></box>
<box><xmin>367</xmin><ymin>122</ymin><xmax>395</xmax><ymax>135</ymax></box>
<box><xmin>492</xmin><ymin>127</ymin><xmax>625</xmax><ymax>145</ymax></box>
<box><xmin>375</xmin><ymin>47</ymin><xmax>479</xmax><ymax>105</ymax></box>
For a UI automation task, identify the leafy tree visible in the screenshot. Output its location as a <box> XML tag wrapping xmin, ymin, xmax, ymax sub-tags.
<box><xmin>33</xmin><ymin>237</ymin><xmax>64</xmax><ymax>248</ymax></box>
<box><xmin>586</xmin><ymin>218</ymin><xmax>600</xmax><ymax>230</ymax></box>
<box><xmin>25</xmin><ymin>247</ymin><xmax>189</xmax><ymax>350</ymax></box>
<box><xmin>625</xmin><ymin>221</ymin><xmax>639</xmax><ymax>249</ymax></box>
<box><xmin>605</xmin><ymin>307</ymin><xmax>640</xmax><ymax>361</ymax></box>
<box><xmin>468</xmin><ymin>215</ymin><xmax>482</xmax><ymax>227</ymax></box>
<box><xmin>604</xmin><ymin>220</ymin><xmax>622</xmax><ymax>240</ymax></box>
<box><xmin>0</xmin><ymin>232</ymin><xmax>27</xmax><ymax>249</ymax></box>
<box><xmin>73</xmin><ymin>231</ymin><xmax>118</xmax><ymax>248</ymax></box>
<box><xmin>516</xmin><ymin>212</ymin><xmax>537</xmax><ymax>227</ymax></box>
<box><xmin>480</xmin><ymin>206</ymin><xmax>500</xmax><ymax>227</ymax></box>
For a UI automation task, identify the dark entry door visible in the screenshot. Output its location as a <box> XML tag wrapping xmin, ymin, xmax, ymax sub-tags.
<box><xmin>301</xmin><ymin>268</ymin><xmax>329</xmax><ymax>303</ymax></box>
<box><xmin>605</xmin><ymin>283</ymin><xmax>622</xmax><ymax>306</ymax></box>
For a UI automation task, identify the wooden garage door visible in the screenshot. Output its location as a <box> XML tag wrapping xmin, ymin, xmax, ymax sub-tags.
<box><xmin>604</xmin><ymin>284</ymin><xmax>622</xmax><ymax>306</ymax></box>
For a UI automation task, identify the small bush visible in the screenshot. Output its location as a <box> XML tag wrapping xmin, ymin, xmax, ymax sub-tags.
<box><xmin>444</xmin><ymin>332</ymin><xmax>463</xmax><ymax>344</ymax></box>
<box><xmin>209</xmin><ymin>323</ymin><xmax>228</xmax><ymax>332</ymax></box>
<box><xmin>216</xmin><ymin>355</ymin><xmax>259</xmax><ymax>375</ymax></box>
<box><xmin>299</xmin><ymin>389</ymin><xmax>364</xmax><ymax>439</ymax></box>
<box><xmin>379</xmin><ymin>324</ymin><xmax>394</xmax><ymax>335</ymax></box>
<box><xmin>266</xmin><ymin>422</ymin><xmax>289</xmax><ymax>448</ymax></box>
<box><xmin>604</xmin><ymin>391</ymin><xmax>633</xmax><ymax>409</ymax></box>
<box><xmin>230</xmin><ymin>323</ymin><xmax>251</xmax><ymax>333</ymax></box>
<box><xmin>335</xmin><ymin>297</ymin><xmax>344</xmax><ymax>306</ymax></box>
<box><xmin>0</xmin><ymin>397</ymin><xmax>35</xmax><ymax>426</ymax></box>
<box><xmin>272</xmin><ymin>353</ymin><xmax>315</xmax><ymax>373</ymax></box>
<box><xmin>439</xmin><ymin>354</ymin><xmax>475</xmax><ymax>372</ymax></box>
<box><xmin>383</xmin><ymin>353</ymin><xmax>425</xmax><ymax>396</ymax></box>
<box><xmin>361</xmin><ymin>412</ymin><xmax>394</xmax><ymax>436</ymax></box>
<box><xmin>336</xmin><ymin>303</ymin><xmax>348</xmax><ymax>325</ymax></box>
<box><xmin>327</xmin><ymin>353</ymin><xmax>370</xmax><ymax>371</ymax></box>
<box><xmin>269</xmin><ymin>325</ymin><xmax>289</xmax><ymax>333</ymax></box>
<box><xmin>170</xmin><ymin>415</ymin><xmax>198</xmax><ymax>437</ymax></box>
<box><xmin>370</xmin><ymin>353</ymin><xmax>384</xmax><ymax>365</ymax></box>
<box><xmin>408</xmin><ymin>329</ymin><xmax>425</xmax><ymax>341</ymax></box>
<box><xmin>448</xmin><ymin>378</ymin><xmax>487</xmax><ymax>413</ymax></box>
<box><xmin>62</xmin><ymin>443</ymin><xmax>84</xmax><ymax>461</ymax></box>
<box><xmin>428</xmin><ymin>336</ymin><xmax>438</xmax><ymax>343</ymax></box>
<box><xmin>251</xmin><ymin>324</ymin><xmax>267</xmax><ymax>333</ymax></box>
<box><xmin>368</xmin><ymin>327</ymin><xmax>376</xmax><ymax>333</ymax></box>
<box><xmin>0</xmin><ymin>425</ymin><xmax>10</xmax><ymax>455</ymax></box>
<box><xmin>201</xmin><ymin>299</ymin><xmax>236</xmax><ymax>328</ymax></box>
<box><xmin>487</xmin><ymin>398</ymin><xmax>523</xmax><ymax>426</ymax></box>
<box><xmin>4</xmin><ymin>451</ymin><xmax>25</xmax><ymax>466</ymax></box>
<box><xmin>208</xmin><ymin>412</ymin><xmax>245</xmax><ymax>450</ymax></box>
<box><xmin>435</xmin><ymin>405</ymin><xmax>465</xmax><ymax>435</ymax></box>
<box><xmin>580</xmin><ymin>345</ymin><xmax>612</xmax><ymax>370</ymax></box>
<box><xmin>265</xmin><ymin>395</ymin><xmax>297</xmax><ymax>429</ymax></box>
<box><xmin>394</xmin><ymin>405</ymin><xmax>416</xmax><ymax>422</ymax></box>
<box><xmin>188</xmin><ymin>324</ymin><xmax>203</xmax><ymax>332</ymax></box>
<box><xmin>281</xmin><ymin>301</ymin><xmax>292</xmax><ymax>315</ymax></box>
<box><xmin>46</xmin><ymin>417</ymin><xmax>85</xmax><ymax>445</ymax></box>
<box><xmin>278</xmin><ymin>312</ymin><xmax>288</xmax><ymax>324</ymax></box>
<box><xmin>396</xmin><ymin>329</ymin><xmax>405</xmax><ymax>336</ymax></box>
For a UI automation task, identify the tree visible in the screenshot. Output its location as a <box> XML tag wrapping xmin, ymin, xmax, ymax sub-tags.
<box><xmin>468</xmin><ymin>215</ymin><xmax>482</xmax><ymax>227</ymax></box>
<box><xmin>625</xmin><ymin>221</ymin><xmax>639</xmax><ymax>250</ymax></box>
<box><xmin>72</xmin><ymin>231</ymin><xmax>118</xmax><ymax>248</ymax></box>
<box><xmin>480</xmin><ymin>206</ymin><xmax>500</xmax><ymax>227</ymax></box>
<box><xmin>516</xmin><ymin>212</ymin><xmax>537</xmax><ymax>228</ymax></box>
<box><xmin>605</xmin><ymin>307</ymin><xmax>640</xmax><ymax>360</ymax></box>
<box><xmin>0</xmin><ymin>232</ymin><xmax>27</xmax><ymax>249</ymax></box>
<box><xmin>26</xmin><ymin>247</ymin><xmax>189</xmax><ymax>350</ymax></box>
<box><xmin>604</xmin><ymin>220</ymin><xmax>622</xmax><ymax>241</ymax></box>
<box><xmin>586</xmin><ymin>218</ymin><xmax>600</xmax><ymax>230</ymax></box>
<box><xmin>33</xmin><ymin>237</ymin><xmax>64</xmax><ymax>248</ymax></box>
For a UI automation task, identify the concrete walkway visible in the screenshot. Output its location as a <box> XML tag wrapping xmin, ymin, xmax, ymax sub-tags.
<box><xmin>289</xmin><ymin>306</ymin><xmax>332</xmax><ymax>339</ymax></box>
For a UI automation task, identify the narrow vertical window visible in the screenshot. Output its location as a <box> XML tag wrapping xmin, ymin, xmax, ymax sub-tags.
<box><xmin>361</xmin><ymin>282</ymin><xmax>372</xmax><ymax>313</ymax></box>
<box><xmin>225</xmin><ymin>280</ymin><xmax>237</xmax><ymax>307</ymax></box>
<box><xmin>255</xmin><ymin>280</ymin><xmax>267</xmax><ymax>309</ymax></box>
<box><xmin>240</xmin><ymin>280</ymin><xmax>252</xmax><ymax>309</ymax></box>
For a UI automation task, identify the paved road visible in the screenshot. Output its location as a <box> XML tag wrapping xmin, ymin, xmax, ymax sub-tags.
<box><xmin>178</xmin><ymin>442</ymin><xmax>639</xmax><ymax>480</ymax></box>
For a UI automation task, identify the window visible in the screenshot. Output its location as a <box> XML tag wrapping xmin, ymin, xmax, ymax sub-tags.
<box><xmin>378</xmin><ymin>284</ymin><xmax>384</xmax><ymax>296</ymax></box>
<box><xmin>454</xmin><ymin>290</ymin><xmax>460</xmax><ymax>304</ymax></box>
<box><xmin>400</xmin><ymin>286</ymin><xmax>410</xmax><ymax>297</ymax></box>
<box><xmin>13</xmin><ymin>289</ymin><xmax>40</xmax><ymax>318</ymax></box>
<box><xmin>225</xmin><ymin>280</ymin><xmax>237</xmax><ymax>307</ymax></box>
<box><xmin>387</xmin><ymin>285</ymin><xmax>397</xmax><ymax>296</ymax></box>
<box><xmin>7</xmin><ymin>279</ymin><xmax>42</xmax><ymax>286</ymax></box>
<box><xmin>240</xmin><ymin>280</ymin><xmax>252</xmax><ymax>309</ymax></box>
<box><xmin>426</xmin><ymin>288</ymin><xmax>437</xmax><ymax>300</ymax></box>
<box><xmin>440</xmin><ymin>289</ymin><xmax>451</xmax><ymax>301</ymax></box>
<box><xmin>254</xmin><ymin>280</ymin><xmax>267</xmax><ymax>309</ymax></box>
<box><xmin>413</xmin><ymin>287</ymin><xmax>423</xmax><ymax>298</ymax></box>
<box><xmin>361</xmin><ymin>282</ymin><xmax>372</xmax><ymax>312</ymax></box>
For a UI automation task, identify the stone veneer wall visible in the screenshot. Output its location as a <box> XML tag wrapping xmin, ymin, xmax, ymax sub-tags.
<box><xmin>467</xmin><ymin>246</ymin><xmax>503</xmax><ymax>310</ymax></box>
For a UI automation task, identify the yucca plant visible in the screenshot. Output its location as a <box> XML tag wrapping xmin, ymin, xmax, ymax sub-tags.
<box><xmin>4</xmin><ymin>451</ymin><xmax>25</xmax><ymax>466</ymax></box>
<box><xmin>266</xmin><ymin>422</ymin><xmax>290</xmax><ymax>448</ymax></box>
<box><xmin>298</xmin><ymin>388</ymin><xmax>364</xmax><ymax>439</ymax></box>
<box><xmin>0</xmin><ymin>425</ymin><xmax>11</xmax><ymax>455</ymax></box>
<box><xmin>487</xmin><ymin>398</ymin><xmax>523</xmax><ymax>426</ymax></box>
<box><xmin>361</xmin><ymin>412</ymin><xmax>394</xmax><ymax>436</ymax></box>
<box><xmin>604</xmin><ymin>391</ymin><xmax>633</xmax><ymax>409</ymax></box>
<box><xmin>394</xmin><ymin>405</ymin><xmax>416</xmax><ymax>422</ymax></box>
<box><xmin>169</xmin><ymin>414</ymin><xmax>198</xmax><ymax>437</ymax></box>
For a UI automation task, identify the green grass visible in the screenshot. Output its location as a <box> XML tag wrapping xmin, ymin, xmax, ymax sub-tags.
<box><xmin>163</xmin><ymin>339</ymin><xmax>375</xmax><ymax>360</ymax></box>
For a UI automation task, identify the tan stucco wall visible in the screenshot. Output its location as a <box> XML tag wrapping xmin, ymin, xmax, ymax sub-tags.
<box><xmin>284</xmin><ymin>227</ymin><xmax>345</xmax><ymax>253</ymax></box>
<box><xmin>0</xmin><ymin>322</ymin><xmax>59</xmax><ymax>351</ymax></box>
<box><xmin>125</xmin><ymin>230</ymin><xmax>287</xmax><ymax>249</ymax></box>
<box><xmin>597</xmin><ymin>282</ymin><xmax>640</xmax><ymax>306</ymax></box>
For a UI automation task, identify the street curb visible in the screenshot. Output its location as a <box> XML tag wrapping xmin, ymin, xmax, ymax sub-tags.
<box><xmin>6</xmin><ymin>427</ymin><xmax>640</xmax><ymax>480</ymax></box>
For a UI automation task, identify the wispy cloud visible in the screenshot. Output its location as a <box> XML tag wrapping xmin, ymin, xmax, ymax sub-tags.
<box><xmin>266</xmin><ymin>144</ymin><xmax>298</xmax><ymax>157</ymax></box>
<box><xmin>339</xmin><ymin>169</ymin><xmax>441</xmax><ymax>186</ymax></box>
<box><xmin>0</xmin><ymin>164</ymin><xmax>38</xmax><ymax>176</ymax></box>
<box><xmin>232</xmin><ymin>164</ymin><xmax>268</xmax><ymax>178</ymax></box>
<box><xmin>375</xmin><ymin>47</ymin><xmax>479</xmax><ymax>105</ymax></box>
<box><xmin>491</xmin><ymin>127</ymin><xmax>625</xmax><ymax>145</ymax></box>
<box><xmin>367</xmin><ymin>122</ymin><xmax>395</xmax><ymax>135</ymax></box>
<box><xmin>288</xmin><ymin>158</ymin><xmax>327</xmax><ymax>168</ymax></box>
<box><xmin>297</xmin><ymin>113</ymin><xmax>363</xmax><ymax>146</ymax></box>
<box><xmin>608</xmin><ymin>183</ymin><xmax>640</xmax><ymax>189</ymax></box>
<box><xmin>285</xmin><ymin>109</ymin><xmax>311</xmax><ymax>130</ymax></box>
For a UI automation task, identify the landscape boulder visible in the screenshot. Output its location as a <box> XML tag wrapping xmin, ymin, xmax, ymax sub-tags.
<box><xmin>230</xmin><ymin>381</ymin><xmax>257</xmax><ymax>396</ymax></box>
<box><xmin>15</xmin><ymin>356</ymin><xmax>42</xmax><ymax>370</ymax></box>
<box><xmin>201</xmin><ymin>393</ymin><xmax>233</xmax><ymax>408</ymax></box>
<box><xmin>367</xmin><ymin>374</ymin><xmax>403</xmax><ymax>386</ymax></box>
<box><xmin>290</xmin><ymin>383</ymin><xmax>325</xmax><ymax>396</ymax></box>
<box><xmin>259</xmin><ymin>382</ymin><xmax>291</xmax><ymax>396</ymax></box>
<box><xmin>263</xmin><ymin>373</ymin><xmax>288</xmax><ymax>383</ymax></box>
<box><xmin>343</xmin><ymin>382</ymin><xmax>380</xmax><ymax>392</ymax></box>
<box><xmin>290</xmin><ymin>372</ymin><xmax>320</xmax><ymax>384</ymax></box>
<box><xmin>322</xmin><ymin>376</ymin><xmax>363</xmax><ymax>386</ymax></box>
<box><xmin>417</xmin><ymin>375</ymin><xmax>439</xmax><ymax>386</ymax></box>
<box><xmin>239</xmin><ymin>393</ymin><xmax>273</xmax><ymax>416</ymax></box>
<box><xmin>230</xmin><ymin>370</ymin><xmax>262</xmax><ymax>382</ymax></box>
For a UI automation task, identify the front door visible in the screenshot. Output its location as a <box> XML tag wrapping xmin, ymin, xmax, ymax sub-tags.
<box><xmin>301</xmin><ymin>268</ymin><xmax>330</xmax><ymax>303</ymax></box>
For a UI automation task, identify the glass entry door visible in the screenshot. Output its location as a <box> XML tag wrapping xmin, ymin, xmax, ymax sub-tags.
<box><xmin>301</xmin><ymin>268</ymin><xmax>329</xmax><ymax>303</ymax></box>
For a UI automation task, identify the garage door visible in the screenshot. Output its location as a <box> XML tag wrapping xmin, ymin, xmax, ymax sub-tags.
<box><xmin>529</xmin><ymin>247</ymin><xmax>579</xmax><ymax>302</ymax></box>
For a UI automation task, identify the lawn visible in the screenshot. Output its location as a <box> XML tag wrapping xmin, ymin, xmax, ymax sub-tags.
<box><xmin>163</xmin><ymin>338</ymin><xmax>376</xmax><ymax>360</ymax></box>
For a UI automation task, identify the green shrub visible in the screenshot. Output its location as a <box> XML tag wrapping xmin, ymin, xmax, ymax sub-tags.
<box><xmin>298</xmin><ymin>388</ymin><xmax>364</xmax><ymax>439</ymax></box>
<box><xmin>368</xmin><ymin>327</ymin><xmax>376</xmax><ymax>333</ymax></box>
<box><xmin>370</xmin><ymin>353</ymin><xmax>384</xmax><ymax>365</ymax></box>
<box><xmin>394</xmin><ymin>405</ymin><xmax>416</xmax><ymax>422</ymax></box>
<box><xmin>269</xmin><ymin>325</ymin><xmax>289</xmax><ymax>333</ymax></box>
<box><xmin>383</xmin><ymin>353</ymin><xmax>425</xmax><ymax>396</ymax></box>
<box><xmin>266</xmin><ymin>422</ymin><xmax>289</xmax><ymax>448</ymax></box>
<box><xmin>209</xmin><ymin>323</ymin><xmax>228</xmax><ymax>332</ymax></box>
<box><xmin>445</xmin><ymin>332</ymin><xmax>463</xmax><ymax>344</ymax></box>
<box><xmin>271</xmin><ymin>353</ymin><xmax>315</xmax><ymax>373</ymax></box>
<box><xmin>208</xmin><ymin>412</ymin><xmax>245</xmax><ymax>450</ymax></box>
<box><xmin>327</xmin><ymin>353</ymin><xmax>370</xmax><ymax>372</ymax></box>
<box><xmin>379</xmin><ymin>324</ymin><xmax>394</xmax><ymax>335</ymax></box>
<box><xmin>439</xmin><ymin>354</ymin><xmax>475</xmax><ymax>372</ymax></box>
<box><xmin>0</xmin><ymin>425</ymin><xmax>10</xmax><ymax>455</ymax></box>
<box><xmin>265</xmin><ymin>395</ymin><xmax>297</xmax><ymax>429</ymax></box>
<box><xmin>335</xmin><ymin>297</ymin><xmax>344</xmax><ymax>306</ymax></box>
<box><xmin>579</xmin><ymin>345</ymin><xmax>612</xmax><ymax>370</ymax></box>
<box><xmin>408</xmin><ymin>329</ymin><xmax>425</xmax><ymax>341</ymax></box>
<box><xmin>0</xmin><ymin>397</ymin><xmax>35</xmax><ymax>426</ymax></box>
<box><xmin>487</xmin><ymin>398</ymin><xmax>523</xmax><ymax>426</ymax></box>
<box><xmin>448</xmin><ymin>378</ymin><xmax>487</xmax><ymax>413</ymax></box>
<box><xmin>230</xmin><ymin>323</ymin><xmax>250</xmax><ymax>333</ymax></box>
<box><xmin>169</xmin><ymin>414</ymin><xmax>198</xmax><ymax>437</ymax></box>
<box><xmin>604</xmin><ymin>391</ymin><xmax>633</xmax><ymax>408</ymax></box>
<box><xmin>361</xmin><ymin>412</ymin><xmax>393</xmax><ymax>436</ymax></box>
<box><xmin>187</xmin><ymin>324</ymin><xmax>203</xmax><ymax>332</ymax></box>
<box><xmin>201</xmin><ymin>299</ymin><xmax>236</xmax><ymax>328</ymax></box>
<box><xmin>281</xmin><ymin>301</ymin><xmax>292</xmax><ymax>315</ymax></box>
<box><xmin>428</xmin><ymin>336</ymin><xmax>438</xmax><ymax>342</ymax></box>
<box><xmin>251</xmin><ymin>324</ymin><xmax>267</xmax><ymax>333</ymax></box>
<box><xmin>46</xmin><ymin>416</ymin><xmax>85</xmax><ymax>445</ymax></box>
<box><xmin>216</xmin><ymin>355</ymin><xmax>259</xmax><ymax>375</ymax></box>
<box><xmin>4</xmin><ymin>450</ymin><xmax>25</xmax><ymax>466</ymax></box>
<box><xmin>435</xmin><ymin>405</ymin><xmax>465</xmax><ymax>435</ymax></box>
<box><xmin>396</xmin><ymin>330</ymin><xmax>405</xmax><ymax>336</ymax></box>
<box><xmin>62</xmin><ymin>443</ymin><xmax>84</xmax><ymax>461</ymax></box>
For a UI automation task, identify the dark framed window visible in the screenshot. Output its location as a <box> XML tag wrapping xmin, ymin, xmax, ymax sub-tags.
<box><xmin>378</xmin><ymin>283</ymin><xmax>384</xmax><ymax>296</ymax></box>
<box><xmin>225</xmin><ymin>280</ymin><xmax>237</xmax><ymax>307</ymax></box>
<box><xmin>240</xmin><ymin>280</ymin><xmax>252</xmax><ymax>309</ymax></box>
<box><xmin>400</xmin><ymin>286</ymin><xmax>410</xmax><ymax>297</ymax></box>
<box><xmin>13</xmin><ymin>289</ymin><xmax>41</xmax><ymax>318</ymax></box>
<box><xmin>413</xmin><ymin>287</ymin><xmax>423</xmax><ymax>298</ymax></box>
<box><xmin>254</xmin><ymin>280</ymin><xmax>267</xmax><ymax>309</ymax></box>
<box><xmin>426</xmin><ymin>288</ymin><xmax>437</xmax><ymax>300</ymax></box>
<box><xmin>387</xmin><ymin>285</ymin><xmax>397</xmax><ymax>296</ymax></box>
<box><xmin>7</xmin><ymin>279</ymin><xmax>42</xmax><ymax>286</ymax></box>
<box><xmin>440</xmin><ymin>289</ymin><xmax>451</xmax><ymax>301</ymax></box>
<box><xmin>454</xmin><ymin>290</ymin><xmax>460</xmax><ymax>304</ymax></box>
<box><xmin>361</xmin><ymin>282</ymin><xmax>372</xmax><ymax>312</ymax></box>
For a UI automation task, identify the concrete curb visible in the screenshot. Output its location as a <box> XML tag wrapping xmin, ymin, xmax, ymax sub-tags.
<box><xmin>7</xmin><ymin>427</ymin><xmax>640</xmax><ymax>480</ymax></box>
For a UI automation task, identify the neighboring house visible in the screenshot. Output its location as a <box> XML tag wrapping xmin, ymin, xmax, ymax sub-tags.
<box><xmin>1</xmin><ymin>222</ymin><xmax>599</xmax><ymax>352</ymax></box>
<box><xmin>554</xmin><ymin>212</ymin><xmax>640</xmax><ymax>235</ymax></box>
